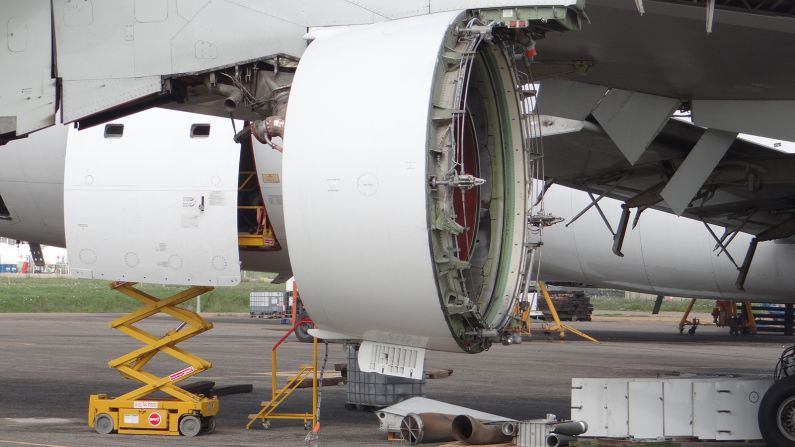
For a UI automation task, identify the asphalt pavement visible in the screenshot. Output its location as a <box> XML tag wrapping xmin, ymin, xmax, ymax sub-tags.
<box><xmin>0</xmin><ymin>312</ymin><xmax>787</xmax><ymax>446</ymax></box>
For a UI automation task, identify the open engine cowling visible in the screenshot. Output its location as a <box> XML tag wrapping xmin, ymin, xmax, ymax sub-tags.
<box><xmin>283</xmin><ymin>11</ymin><xmax>530</xmax><ymax>353</ymax></box>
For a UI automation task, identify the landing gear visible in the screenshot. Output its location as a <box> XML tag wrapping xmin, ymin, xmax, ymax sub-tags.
<box><xmin>759</xmin><ymin>345</ymin><xmax>795</xmax><ymax>446</ymax></box>
<box><xmin>759</xmin><ymin>376</ymin><xmax>795</xmax><ymax>446</ymax></box>
<box><xmin>290</xmin><ymin>283</ymin><xmax>315</xmax><ymax>343</ymax></box>
<box><xmin>294</xmin><ymin>311</ymin><xmax>313</xmax><ymax>343</ymax></box>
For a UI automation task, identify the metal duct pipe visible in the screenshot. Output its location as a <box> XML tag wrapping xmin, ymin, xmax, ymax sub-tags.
<box><xmin>249</xmin><ymin>120</ymin><xmax>269</xmax><ymax>144</ymax></box>
<box><xmin>552</xmin><ymin>420</ymin><xmax>588</xmax><ymax>436</ymax></box>
<box><xmin>501</xmin><ymin>421</ymin><xmax>518</xmax><ymax>436</ymax></box>
<box><xmin>451</xmin><ymin>415</ymin><xmax>513</xmax><ymax>445</ymax></box>
<box><xmin>399</xmin><ymin>413</ymin><xmax>455</xmax><ymax>445</ymax></box>
<box><xmin>206</xmin><ymin>82</ymin><xmax>243</xmax><ymax>112</ymax></box>
<box><xmin>232</xmin><ymin>119</ymin><xmax>285</xmax><ymax>152</ymax></box>
<box><xmin>546</xmin><ymin>433</ymin><xmax>576</xmax><ymax>447</ymax></box>
<box><xmin>264</xmin><ymin>116</ymin><xmax>285</xmax><ymax>139</ymax></box>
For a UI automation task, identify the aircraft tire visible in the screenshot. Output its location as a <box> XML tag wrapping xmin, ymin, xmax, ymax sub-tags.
<box><xmin>759</xmin><ymin>375</ymin><xmax>795</xmax><ymax>447</ymax></box>
<box><xmin>294</xmin><ymin>313</ymin><xmax>313</xmax><ymax>343</ymax></box>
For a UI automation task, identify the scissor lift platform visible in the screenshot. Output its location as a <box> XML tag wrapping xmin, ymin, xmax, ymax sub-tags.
<box><xmin>88</xmin><ymin>281</ymin><xmax>219</xmax><ymax>436</ymax></box>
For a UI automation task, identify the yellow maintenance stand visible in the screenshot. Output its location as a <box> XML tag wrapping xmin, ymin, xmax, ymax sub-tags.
<box><xmin>538</xmin><ymin>281</ymin><xmax>599</xmax><ymax>344</ymax></box>
<box><xmin>247</xmin><ymin>318</ymin><xmax>318</xmax><ymax>431</ymax></box>
<box><xmin>88</xmin><ymin>281</ymin><xmax>219</xmax><ymax>437</ymax></box>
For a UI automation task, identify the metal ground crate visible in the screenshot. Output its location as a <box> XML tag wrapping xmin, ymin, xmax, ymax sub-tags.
<box><xmin>249</xmin><ymin>291</ymin><xmax>289</xmax><ymax>318</ymax></box>
<box><xmin>346</xmin><ymin>345</ymin><xmax>425</xmax><ymax>408</ymax></box>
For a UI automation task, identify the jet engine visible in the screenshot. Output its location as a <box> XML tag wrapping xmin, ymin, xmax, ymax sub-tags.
<box><xmin>283</xmin><ymin>11</ymin><xmax>536</xmax><ymax>355</ymax></box>
<box><xmin>0</xmin><ymin>6</ymin><xmax>582</xmax><ymax>367</ymax></box>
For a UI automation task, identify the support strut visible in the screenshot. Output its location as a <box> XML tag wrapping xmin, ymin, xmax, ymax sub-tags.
<box><xmin>538</xmin><ymin>281</ymin><xmax>599</xmax><ymax>344</ymax></box>
<box><xmin>88</xmin><ymin>282</ymin><xmax>219</xmax><ymax>436</ymax></box>
<box><xmin>612</xmin><ymin>205</ymin><xmax>631</xmax><ymax>257</ymax></box>
<box><xmin>736</xmin><ymin>238</ymin><xmax>759</xmax><ymax>291</ymax></box>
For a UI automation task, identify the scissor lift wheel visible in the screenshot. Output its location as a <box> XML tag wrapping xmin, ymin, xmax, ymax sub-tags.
<box><xmin>94</xmin><ymin>413</ymin><xmax>114</xmax><ymax>435</ymax></box>
<box><xmin>88</xmin><ymin>282</ymin><xmax>220</xmax><ymax>436</ymax></box>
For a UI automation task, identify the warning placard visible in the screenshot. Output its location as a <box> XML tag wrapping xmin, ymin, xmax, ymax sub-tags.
<box><xmin>133</xmin><ymin>401</ymin><xmax>158</xmax><ymax>409</ymax></box>
<box><xmin>169</xmin><ymin>366</ymin><xmax>195</xmax><ymax>382</ymax></box>
<box><xmin>123</xmin><ymin>414</ymin><xmax>139</xmax><ymax>425</ymax></box>
<box><xmin>148</xmin><ymin>412</ymin><xmax>162</xmax><ymax>426</ymax></box>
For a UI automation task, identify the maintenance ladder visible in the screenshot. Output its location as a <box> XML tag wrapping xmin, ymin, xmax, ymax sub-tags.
<box><xmin>247</xmin><ymin>317</ymin><xmax>318</xmax><ymax>430</ymax></box>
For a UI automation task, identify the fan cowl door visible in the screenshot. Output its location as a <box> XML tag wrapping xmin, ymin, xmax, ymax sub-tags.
<box><xmin>64</xmin><ymin>109</ymin><xmax>240</xmax><ymax>286</ymax></box>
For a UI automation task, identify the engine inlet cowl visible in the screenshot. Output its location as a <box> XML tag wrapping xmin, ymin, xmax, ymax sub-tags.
<box><xmin>283</xmin><ymin>11</ymin><xmax>529</xmax><ymax>353</ymax></box>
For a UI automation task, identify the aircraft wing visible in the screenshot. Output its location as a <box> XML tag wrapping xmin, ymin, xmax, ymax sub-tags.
<box><xmin>535</xmin><ymin>1</ymin><xmax>795</xmax><ymax>103</ymax></box>
<box><xmin>535</xmin><ymin>110</ymin><xmax>795</xmax><ymax>290</ymax></box>
<box><xmin>525</xmin><ymin>0</ymin><xmax>795</xmax><ymax>288</ymax></box>
<box><xmin>1</xmin><ymin>1</ymin><xmax>792</xmax><ymax>139</ymax></box>
<box><xmin>0</xmin><ymin>0</ymin><xmax>582</xmax><ymax>142</ymax></box>
<box><xmin>540</xmin><ymin>115</ymin><xmax>795</xmax><ymax>241</ymax></box>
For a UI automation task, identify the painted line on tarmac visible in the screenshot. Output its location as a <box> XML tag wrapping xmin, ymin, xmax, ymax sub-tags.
<box><xmin>0</xmin><ymin>440</ymin><xmax>71</xmax><ymax>447</ymax></box>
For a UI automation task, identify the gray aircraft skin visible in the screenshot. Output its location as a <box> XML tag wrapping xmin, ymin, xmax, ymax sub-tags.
<box><xmin>0</xmin><ymin>0</ymin><xmax>794</xmax><ymax>349</ymax></box>
<box><xmin>1</xmin><ymin>118</ymin><xmax>793</xmax><ymax>303</ymax></box>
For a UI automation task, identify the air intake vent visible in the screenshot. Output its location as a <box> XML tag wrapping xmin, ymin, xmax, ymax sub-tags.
<box><xmin>104</xmin><ymin>123</ymin><xmax>124</xmax><ymax>138</ymax></box>
<box><xmin>190</xmin><ymin>124</ymin><xmax>210</xmax><ymax>138</ymax></box>
<box><xmin>357</xmin><ymin>341</ymin><xmax>425</xmax><ymax>379</ymax></box>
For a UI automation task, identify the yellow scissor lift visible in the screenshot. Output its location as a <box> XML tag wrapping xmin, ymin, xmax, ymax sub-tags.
<box><xmin>88</xmin><ymin>282</ymin><xmax>219</xmax><ymax>437</ymax></box>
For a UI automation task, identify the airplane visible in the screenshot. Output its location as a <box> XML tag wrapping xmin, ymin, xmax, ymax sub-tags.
<box><xmin>2</xmin><ymin>0</ymin><xmax>795</xmax><ymax>444</ymax></box>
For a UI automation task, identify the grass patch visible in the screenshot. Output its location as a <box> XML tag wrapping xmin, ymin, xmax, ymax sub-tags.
<box><xmin>0</xmin><ymin>276</ymin><xmax>284</xmax><ymax>313</ymax></box>
<box><xmin>0</xmin><ymin>277</ymin><xmax>719</xmax><ymax>314</ymax></box>
<box><xmin>591</xmin><ymin>295</ymin><xmax>715</xmax><ymax>313</ymax></box>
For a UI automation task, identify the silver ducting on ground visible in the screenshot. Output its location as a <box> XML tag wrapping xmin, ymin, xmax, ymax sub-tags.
<box><xmin>515</xmin><ymin>417</ymin><xmax>588</xmax><ymax>447</ymax></box>
<box><xmin>546</xmin><ymin>433</ymin><xmax>576</xmax><ymax>447</ymax></box>
<box><xmin>399</xmin><ymin>413</ymin><xmax>455</xmax><ymax>445</ymax></box>
<box><xmin>552</xmin><ymin>420</ymin><xmax>588</xmax><ymax>436</ymax></box>
<box><xmin>375</xmin><ymin>397</ymin><xmax>512</xmax><ymax>441</ymax></box>
<box><xmin>452</xmin><ymin>415</ymin><xmax>513</xmax><ymax>445</ymax></box>
<box><xmin>546</xmin><ymin>420</ymin><xmax>587</xmax><ymax>447</ymax></box>
<box><xmin>501</xmin><ymin>420</ymin><xmax>519</xmax><ymax>436</ymax></box>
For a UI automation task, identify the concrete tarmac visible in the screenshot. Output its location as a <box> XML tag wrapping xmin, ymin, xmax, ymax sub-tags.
<box><xmin>0</xmin><ymin>312</ymin><xmax>788</xmax><ymax>446</ymax></box>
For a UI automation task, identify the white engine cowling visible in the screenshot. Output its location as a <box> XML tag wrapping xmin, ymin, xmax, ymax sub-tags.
<box><xmin>283</xmin><ymin>11</ymin><xmax>530</xmax><ymax>353</ymax></box>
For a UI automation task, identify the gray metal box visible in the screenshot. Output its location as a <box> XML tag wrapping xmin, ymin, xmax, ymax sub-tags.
<box><xmin>346</xmin><ymin>345</ymin><xmax>425</xmax><ymax>408</ymax></box>
<box><xmin>571</xmin><ymin>377</ymin><xmax>772</xmax><ymax>440</ymax></box>
<box><xmin>249</xmin><ymin>291</ymin><xmax>289</xmax><ymax>317</ymax></box>
<box><xmin>516</xmin><ymin>420</ymin><xmax>553</xmax><ymax>447</ymax></box>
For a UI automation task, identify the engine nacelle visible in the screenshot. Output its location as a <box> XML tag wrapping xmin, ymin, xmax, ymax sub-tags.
<box><xmin>283</xmin><ymin>12</ymin><xmax>531</xmax><ymax>353</ymax></box>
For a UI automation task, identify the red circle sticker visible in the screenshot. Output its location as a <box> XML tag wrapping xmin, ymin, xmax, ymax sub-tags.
<box><xmin>148</xmin><ymin>413</ymin><xmax>162</xmax><ymax>426</ymax></box>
